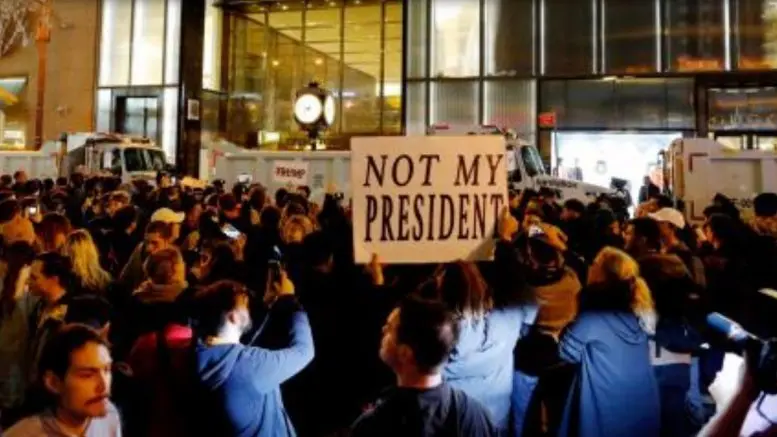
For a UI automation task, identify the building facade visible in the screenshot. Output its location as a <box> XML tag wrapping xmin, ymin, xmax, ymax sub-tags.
<box><xmin>0</xmin><ymin>0</ymin><xmax>101</xmax><ymax>149</ymax></box>
<box><xmin>4</xmin><ymin>0</ymin><xmax>774</xmax><ymax>177</ymax></box>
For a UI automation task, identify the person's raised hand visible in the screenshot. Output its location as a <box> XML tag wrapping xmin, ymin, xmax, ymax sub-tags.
<box><xmin>498</xmin><ymin>207</ymin><xmax>519</xmax><ymax>242</ymax></box>
<box><xmin>366</xmin><ymin>253</ymin><xmax>384</xmax><ymax>286</ymax></box>
<box><xmin>274</xmin><ymin>269</ymin><xmax>295</xmax><ymax>297</ymax></box>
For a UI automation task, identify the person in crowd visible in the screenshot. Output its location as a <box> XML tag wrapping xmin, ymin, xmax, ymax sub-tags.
<box><xmin>27</xmin><ymin>252</ymin><xmax>76</xmax><ymax>383</ymax></box>
<box><xmin>649</xmin><ymin>207</ymin><xmax>706</xmax><ymax>285</ymax></box>
<box><xmin>414</xmin><ymin>259</ymin><xmax>535</xmax><ymax>435</ymax></box>
<box><xmin>583</xmin><ymin>208</ymin><xmax>624</xmax><ymax>260</ymax></box>
<box><xmin>35</xmin><ymin>213</ymin><xmax>72</xmax><ymax>253</ymax></box>
<box><xmin>119</xmin><ymin>220</ymin><xmax>177</xmax><ymax>293</ymax></box>
<box><xmin>105</xmin><ymin>205</ymin><xmax>139</xmax><ymax>276</ymax></box>
<box><xmin>219</xmin><ymin>194</ymin><xmax>248</xmax><ymax>233</ymax></box>
<box><xmin>191</xmin><ymin>239</ymin><xmax>243</xmax><ymax>286</ymax></box>
<box><xmin>625</xmin><ymin>217</ymin><xmax>705</xmax><ymax>436</ymax></box>
<box><xmin>64</xmin><ymin>295</ymin><xmax>113</xmax><ymax>337</ymax></box>
<box><xmin>124</xmin><ymin>249</ymin><xmax>193</xmax><ymax>437</ymax></box>
<box><xmin>559</xmin><ymin>199</ymin><xmax>586</xmax><ymax>252</ymax></box>
<box><xmin>558</xmin><ymin>247</ymin><xmax>661</xmax><ymax>437</ymax></box>
<box><xmin>639</xmin><ymin>176</ymin><xmax>660</xmax><ymax>204</ymax></box>
<box><xmin>523</xmin><ymin>223</ymin><xmax>581</xmax><ymax>339</ymax></box>
<box><xmin>0</xmin><ymin>242</ymin><xmax>37</xmax><ymax>427</ymax></box>
<box><xmin>5</xmin><ymin>324</ymin><xmax>121</xmax><ymax>436</ymax></box>
<box><xmin>62</xmin><ymin>230</ymin><xmax>113</xmax><ymax>296</ymax></box>
<box><xmin>190</xmin><ymin>277</ymin><xmax>313</xmax><ymax>437</ymax></box>
<box><xmin>179</xmin><ymin>194</ymin><xmax>203</xmax><ymax>246</ymax></box>
<box><xmin>351</xmin><ymin>296</ymin><xmax>497</xmax><ymax>437</ymax></box>
<box><xmin>113</xmin><ymin>247</ymin><xmax>190</xmax><ymax>359</ymax></box>
<box><xmin>0</xmin><ymin>199</ymin><xmax>36</xmax><ymax>246</ymax></box>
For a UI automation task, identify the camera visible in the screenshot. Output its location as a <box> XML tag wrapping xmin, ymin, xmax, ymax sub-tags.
<box><xmin>708</xmin><ymin>311</ymin><xmax>777</xmax><ymax>394</ymax></box>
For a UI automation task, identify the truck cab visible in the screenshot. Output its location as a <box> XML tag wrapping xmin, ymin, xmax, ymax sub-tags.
<box><xmin>427</xmin><ymin>124</ymin><xmax>613</xmax><ymax>202</ymax></box>
<box><xmin>57</xmin><ymin>133</ymin><xmax>169</xmax><ymax>183</ymax></box>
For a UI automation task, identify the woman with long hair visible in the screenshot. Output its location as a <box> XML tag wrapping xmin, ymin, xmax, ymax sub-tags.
<box><xmin>416</xmin><ymin>260</ymin><xmax>535</xmax><ymax>435</ymax></box>
<box><xmin>62</xmin><ymin>229</ymin><xmax>113</xmax><ymax>295</ymax></box>
<box><xmin>558</xmin><ymin>247</ymin><xmax>660</xmax><ymax>437</ymax></box>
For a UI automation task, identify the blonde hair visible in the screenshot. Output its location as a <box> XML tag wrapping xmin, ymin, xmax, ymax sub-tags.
<box><xmin>587</xmin><ymin>247</ymin><xmax>654</xmax><ymax>314</ymax></box>
<box><xmin>281</xmin><ymin>215</ymin><xmax>314</xmax><ymax>244</ymax></box>
<box><xmin>62</xmin><ymin>230</ymin><xmax>112</xmax><ymax>292</ymax></box>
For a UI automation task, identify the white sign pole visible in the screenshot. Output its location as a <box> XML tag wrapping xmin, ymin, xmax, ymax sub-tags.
<box><xmin>351</xmin><ymin>136</ymin><xmax>508</xmax><ymax>264</ymax></box>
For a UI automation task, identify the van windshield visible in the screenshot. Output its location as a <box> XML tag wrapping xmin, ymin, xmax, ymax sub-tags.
<box><xmin>124</xmin><ymin>148</ymin><xmax>167</xmax><ymax>172</ymax></box>
<box><xmin>520</xmin><ymin>146</ymin><xmax>546</xmax><ymax>177</ymax></box>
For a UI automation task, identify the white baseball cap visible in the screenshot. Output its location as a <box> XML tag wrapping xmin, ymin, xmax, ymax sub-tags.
<box><xmin>649</xmin><ymin>207</ymin><xmax>686</xmax><ymax>229</ymax></box>
<box><xmin>150</xmin><ymin>208</ymin><xmax>185</xmax><ymax>224</ymax></box>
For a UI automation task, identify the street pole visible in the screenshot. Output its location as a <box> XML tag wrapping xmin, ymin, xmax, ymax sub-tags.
<box><xmin>34</xmin><ymin>0</ymin><xmax>51</xmax><ymax>150</ymax></box>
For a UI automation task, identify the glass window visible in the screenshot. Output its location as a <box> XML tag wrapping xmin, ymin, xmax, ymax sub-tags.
<box><xmin>733</xmin><ymin>0</ymin><xmax>777</xmax><ymax>69</ymax></box>
<box><xmin>304</xmin><ymin>8</ymin><xmax>341</xmax><ymax>90</ymax></box>
<box><xmin>203</xmin><ymin>0</ymin><xmax>223</xmax><ymax>91</ymax></box>
<box><xmin>0</xmin><ymin>78</ymin><xmax>27</xmax><ymax>148</ymax></box>
<box><xmin>430</xmin><ymin>81</ymin><xmax>479</xmax><ymax>125</ymax></box>
<box><xmin>162</xmin><ymin>87</ymin><xmax>178</xmax><ymax>164</ymax></box>
<box><xmin>406</xmin><ymin>0</ymin><xmax>427</xmax><ymax>78</ymax></box>
<box><xmin>614</xmin><ymin>79</ymin><xmax>669</xmax><ymax>129</ymax></box>
<box><xmin>165</xmin><ymin>0</ymin><xmax>181</xmax><ymax>84</ymax></box>
<box><xmin>485</xmin><ymin>0</ymin><xmax>534</xmax><ymax>76</ymax></box>
<box><xmin>665</xmin><ymin>0</ymin><xmax>726</xmax><ymax>71</ymax></box>
<box><xmin>405</xmin><ymin>82</ymin><xmax>427</xmax><ymax>134</ymax></box>
<box><xmin>483</xmin><ymin>80</ymin><xmax>536</xmax><ymax>136</ymax></box>
<box><xmin>99</xmin><ymin>0</ymin><xmax>132</xmax><ymax>86</ymax></box>
<box><xmin>540</xmin><ymin>78</ymin><xmax>696</xmax><ymax>130</ymax></box>
<box><xmin>708</xmin><ymin>87</ymin><xmax>777</xmax><ymax>131</ymax></box>
<box><xmin>342</xmin><ymin>4</ymin><xmax>382</xmax><ymax>133</ymax></box>
<box><xmin>604</xmin><ymin>0</ymin><xmax>658</xmax><ymax>73</ymax></box>
<box><xmin>431</xmin><ymin>0</ymin><xmax>480</xmax><ymax>77</ymax></box>
<box><xmin>665</xmin><ymin>79</ymin><xmax>695</xmax><ymax>129</ymax></box>
<box><xmin>543</xmin><ymin>0</ymin><xmax>595</xmax><ymax>75</ymax></box>
<box><xmin>131</xmin><ymin>0</ymin><xmax>166</xmax><ymax>85</ymax></box>
<box><xmin>383</xmin><ymin>3</ymin><xmax>403</xmax><ymax>134</ymax></box>
<box><xmin>96</xmin><ymin>89</ymin><xmax>112</xmax><ymax>132</ymax></box>
<box><xmin>267</xmin><ymin>12</ymin><xmax>304</xmax><ymax>133</ymax></box>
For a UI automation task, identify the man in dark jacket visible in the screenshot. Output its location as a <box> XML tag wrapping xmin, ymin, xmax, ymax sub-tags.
<box><xmin>351</xmin><ymin>296</ymin><xmax>497</xmax><ymax>437</ymax></box>
<box><xmin>191</xmin><ymin>277</ymin><xmax>314</xmax><ymax>437</ymax></box>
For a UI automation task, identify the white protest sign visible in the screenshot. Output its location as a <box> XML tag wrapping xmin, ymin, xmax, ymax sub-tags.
<box><xmin>351</xmin><ymin>136</ymin><xmax>508</xmax><ymax>264</ymax></box>
<box><xmin>272</xmin><ymin>160</ymin><xmax>309</xmax><ymax>185</ymax></box>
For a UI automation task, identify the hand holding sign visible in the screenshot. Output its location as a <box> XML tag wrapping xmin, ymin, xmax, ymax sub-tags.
<box><xmin>498</xmin><ymin>207</ymin><xmax>519</xmax><ymax>242</ymax></box>
<box><xmin>366</xmin><ymin>253</ymin><xmax>385</xmax><ymax>286</ymax></box>
<box><xmin>350</xmin><ymin>136</ymin><xmax>508</xmax><ymax>264</ymax></box>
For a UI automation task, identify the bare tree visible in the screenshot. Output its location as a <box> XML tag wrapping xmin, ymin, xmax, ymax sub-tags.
<box><xmin>0</xmin><ymin>0</ymin><xmax>46</xmax><ymax>57</ymax></box>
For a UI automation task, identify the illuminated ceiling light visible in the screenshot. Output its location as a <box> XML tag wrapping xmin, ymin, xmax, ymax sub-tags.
<box><xmin>315</xmin><ymin>58</ymin><xmax>323</xmax><ymax>65</ymax></box>
<box><xmin>272</xmin><ymin>60</ymin><xmax>280</xmax><ymax>67</ymax></box>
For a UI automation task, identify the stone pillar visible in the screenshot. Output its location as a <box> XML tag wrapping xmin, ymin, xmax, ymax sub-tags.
<box><xmin>176</xmin><ymin>0</ymin><xmax>206</xmax><ymax>176</ymax></box>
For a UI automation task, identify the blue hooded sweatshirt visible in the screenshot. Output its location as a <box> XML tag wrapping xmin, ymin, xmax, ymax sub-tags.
<box><xmin>194</xmin><ymin>300</ymin><xmax>314</xmax><ymax>437</ymax></box>
<box><xmin>443</xmin><ymin>305</ymin><xmax>538</xmax><ymax>433</ymax></box>
<box><xmin>558</xmin><ymin>311</ymin><xmax>661</xmax><ymax>437</ymax></box>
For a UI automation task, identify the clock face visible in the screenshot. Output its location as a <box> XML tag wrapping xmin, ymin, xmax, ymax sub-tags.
<box><xmin>323</xmin><ymin>95</ymin><xmax>336</xmax><ymax>126</ymax></box>
<box><xmin>294</xmin><ymin>94</ymin><xmax>323</xmax><ymax>125</ymax></box>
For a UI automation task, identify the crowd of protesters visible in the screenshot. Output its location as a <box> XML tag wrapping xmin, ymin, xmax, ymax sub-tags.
<box><xmin>0</xmin><ymin>168</ymin><xmax>774</xmax><ymax>436</ymax></box>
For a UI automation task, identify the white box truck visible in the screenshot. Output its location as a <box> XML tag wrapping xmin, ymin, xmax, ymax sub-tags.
<box><xmin>665</xmin><ymin>138</ymin><xmax>777</xmax><ymax>223</ymax></box>
<box><xmin>204</xmin><ymin>126</ymin><xmax>615</xmax><ymax>204</ymax></box>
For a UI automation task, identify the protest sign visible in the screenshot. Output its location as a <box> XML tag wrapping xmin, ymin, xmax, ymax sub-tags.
<box><xmin>351</xmin><ymin>136</ymin><xmax>508</xmax><ymax>264</ymax></box>
<box><xmin>272</xmin><ymin>160</ymin><xmax>309</xmax><ymax>185</ymax></box>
